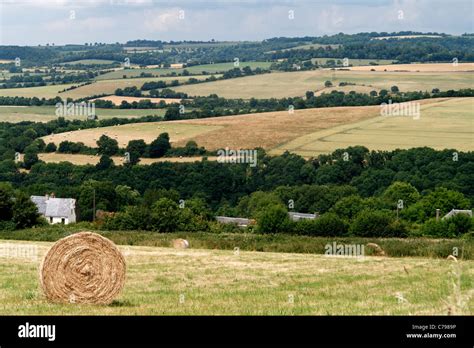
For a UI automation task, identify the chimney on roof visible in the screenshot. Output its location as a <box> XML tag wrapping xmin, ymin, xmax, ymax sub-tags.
<box><xmin>50</xmin><ymin>192</ymin><xmax>56</xmax><ymax>198</ymax></box>
<box><xmin>436</xmin><ymin>209</ymin><xmax>440</xmax><ymax>221</ymax></box>
<box><xmin>45</xmin><ymin>194</ymin><xmax>49</xmax><ymax>200</ymax></box>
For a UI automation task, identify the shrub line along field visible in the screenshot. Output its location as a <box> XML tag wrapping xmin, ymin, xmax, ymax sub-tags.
<box><xmin>93</xmin><ymin>95</ymin><xmax>185</xmax><ymax>105</ymax></box>
<box><xmin>0</xmin><ymin>238</ymin><xmax>472</xmax><ymax>315</ymax></box>
<box><xmin>40</xmin><ymin>97</ymin><xmax>473</xmax><ymax>157</ymax></box>
<box><xmin>38</xmin><ymin>153</ymin><xmax>215</xmax><ymax>165</ymax></box>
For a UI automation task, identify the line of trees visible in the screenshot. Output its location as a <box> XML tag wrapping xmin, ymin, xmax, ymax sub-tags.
<box><xmin>0</xmin><ymin>146</ymin><xmax>472</xmax><ymax>235</ymax></box>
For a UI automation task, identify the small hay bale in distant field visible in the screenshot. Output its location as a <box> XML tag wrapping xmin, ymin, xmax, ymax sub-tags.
<box><xmin>366</xmin><ymin>243</ymin><xmax>385</xmax><ymax>256</ymax></box>
<box><xmin>446</xmin><ymin>255</ymin><xmax>458</xmax><ymax>262</ymax></box>
<box><xmin>172</xmin><ymin>238</ymin><xmax>189</xmax><ymax>249</ymax></box>
<box><xmin>40</xmin><ymin>232</ymin><xmax>126</xmax><ymax>305</ymax></box>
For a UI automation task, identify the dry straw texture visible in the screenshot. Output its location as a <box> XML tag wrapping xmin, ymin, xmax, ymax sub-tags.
<box><xmin>366</xmin><ymin>243</ymin><xmax>386</xmax><ymax>256</ymax></box>
<box><xmin>40</xmin><ymin>232</ymin><xmax>126</xmax><ymax>304</ymax></box>
<box><xmin>172</xmin><ymin>238</ymin><xmax>190</xmax><ymax>249</ymax></box>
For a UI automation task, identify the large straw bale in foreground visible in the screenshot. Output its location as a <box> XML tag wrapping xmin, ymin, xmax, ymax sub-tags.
<box><xmin>40</xmin><ymin>232</ymin><xmax>126</xmax><ymax>304</ymax></box>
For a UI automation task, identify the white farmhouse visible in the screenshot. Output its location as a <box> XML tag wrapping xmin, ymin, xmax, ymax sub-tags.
<box><xmin>30</xmin><ymin>195</ymin><xmax>77</xmax><ymax>225</ymax></box>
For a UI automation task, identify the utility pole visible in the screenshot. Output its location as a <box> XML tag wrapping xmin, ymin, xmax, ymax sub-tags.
<box><xmin>92</xmin><ymin>189</ymin><xmax>96</xmax><ymax>222</ymax></box>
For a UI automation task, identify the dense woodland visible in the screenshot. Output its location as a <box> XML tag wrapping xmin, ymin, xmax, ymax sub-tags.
<box><xmin>0</xmin><ymin>146</ymin><xmax>472</xmax><ymax>238</ymax></box>
<box><xmin>0</xmin><ymin>32</ymin><xmax>473</xmax><ymax>67</ymax></box>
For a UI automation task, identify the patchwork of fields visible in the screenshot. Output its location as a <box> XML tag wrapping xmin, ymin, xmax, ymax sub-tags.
<box><xmin>0</xmin><ymin>239</ymin><xmax>471</xmax><ymax>315</ymax></box>
<box><xmin>173</xmin><ymin>66</ymin><xmax>474</xmax><ymax>99</ymax></box>
<box><xmin>0</xmin><ymin>75</ymin><xmax>213</xmax><ymax>100</ymax></box>
<box><xmin>39</xmin><ymin>98</ymin><xmax>472</xmax><ymax>157</ymax></box>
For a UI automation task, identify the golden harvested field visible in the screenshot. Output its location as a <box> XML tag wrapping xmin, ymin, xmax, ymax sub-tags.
<box><xmin>0</xmin><ymin>239</ymin><xmax>472</xmax><ymax>315</ymax></box>
<box><xmin>273</xmin><ymin>97</ymin><xmax>474</xmax><ymax>156</ymax></box>
<box><xmin>93</xmin><ymin>95</ymin><xmax>184</xmax><ymax>105</ymax></box>
<box><xmin>41</xmin><ymin>122</ymin><xmax>223</xmax><ymax>148</ymax></box>
<box><xmin>60</xmin><ymin>75</ymin><xmax>211</xmax><ymax>100</ymax></box>
<box><xmin>347</xmin><ymin>62</ymin><xmax>474</xmax><ymax>72</ymax></box>
<box><xmin>174</xmin><ymin>68</ymin><xmax>474</xmax><ymax>99</ymax></box>
<box><xmin>38</xmin><ymin>153</ymin><xmax>215</xmax><ymax>165</ymax></box>
<box><xmin>41</xmin><ymin>97</ymin><xmax>470</xmax><ymax>156</ymax></box>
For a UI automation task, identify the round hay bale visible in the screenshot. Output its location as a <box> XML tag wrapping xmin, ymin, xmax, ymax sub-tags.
<box><xmin>172</xmin><ymin>238</ymin><xmax>189</xmax><ymax>249</ymax></box>
<box><xmin>366</xmin><ymin>243</ymin><xmax>385</xmax><ymax>256</ymax></box>
<box><xmin>40</xmin><ymin>232</ymin><xmax>126</xmax><ymax>305</ymax></box>
<box><xmin>447</xmin><ymin>255</ymin><xmax>458</xmax><ymax>262</ymax></box>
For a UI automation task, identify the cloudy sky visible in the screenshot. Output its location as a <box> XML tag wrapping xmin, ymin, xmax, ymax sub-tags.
<box><xmin>0</xmin><ymin>0</ymin><xmax>472</xmax><ymax>45</ymax></box>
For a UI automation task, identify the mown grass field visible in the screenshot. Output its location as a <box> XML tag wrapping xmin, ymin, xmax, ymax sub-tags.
<box><xmin>174</xmin><ymin>67</ymin><xmax>474</xmax><ymax>99</ymax></box>
<box><xmin>41</xmin><ymin>122</ymin><xmax>223</xmax><ymax>148</ymax></box>
<box><xmin>273</xmin><ymin>97</ymin><xmax>474</xmax><ymax>156</ymax></box>
<box><xmin>0</xmin><ymin>106</ymin><xmax>165</xmax><ymax>122</ymax></box>
<box><xmin>0</xmin><ymin>238</ymin><xmax>472</xmax><ymax>315</ymax></box>
<box><xmin>96</xmin><ymin>62</ymin><xmax>272</xmax><ymax>80</ymax></box>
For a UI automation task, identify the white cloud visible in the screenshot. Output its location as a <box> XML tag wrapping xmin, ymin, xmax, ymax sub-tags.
<box><xmin>45</xmin><ymin>16</ymin><xmax>116</xmax><ymax>32</ymax></box>
<box><xmin>143</xmin><ymin>8</ymin><xmax>183</xmax><ymax>32</ymax></box>
<box><xmin>0</xmin><ymin>0</ymin><xmax>471</xmax><ymax>45</ymax></box>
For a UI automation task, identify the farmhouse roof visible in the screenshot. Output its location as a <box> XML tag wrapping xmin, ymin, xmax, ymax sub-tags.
<box><xmin>30</xmin><ymin>195</ymin><xmax>76</xmax><ymax>219</ymax></box>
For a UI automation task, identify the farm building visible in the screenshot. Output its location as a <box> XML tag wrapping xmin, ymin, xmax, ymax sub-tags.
<box><xmin>442</xmin><ymin>209</ymin><xmax>473</xmax><ymax>220</ymax></box>
<box><xmin>30</xmin><ymin>195</ymin><xmax>77</xmax><ymax>225</ymax></box>
<box><xmin>216</xmin><ymin>216</ymin><xmax>255</xmax><ymax>227</ymax></box>
<box><xmin>217</xmin><ymin>213</ymin><xmax>319</xmax><ymax>226</ymax></box>
<box><xmin>288</xmin><ymin>212</ymin><xmax>318</xmax><ymax>221</ymax></box>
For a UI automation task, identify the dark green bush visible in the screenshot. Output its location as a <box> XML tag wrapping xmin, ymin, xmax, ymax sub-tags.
<box><xmin>294</xmin><ymin>213</ymin><xmax>347</xmax><ymax>236</ymax></box>
<box><xmin>421</xmin><ymin>214</ymin><xmax>472</xmax><ymax>238</ymax></box>
<box><xmin>257</xmin><ymin>204</ymin><xmax>290</xmax><ymax>233</ymax></box>
<box><xmin>350</xmin><ymin>210</ymin><xmax>407</xmax><ymax>237</ymax></box>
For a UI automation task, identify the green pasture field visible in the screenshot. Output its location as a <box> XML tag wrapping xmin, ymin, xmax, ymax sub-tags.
<box><xmin>0</xmin><ymin>106</ymin><xmax>164</xmax><ymax>122</ymax></box>
<box><xmin>96</xmin><ymin>62</ymin><xmax>272</xmax><ymax>80</ymax></box>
